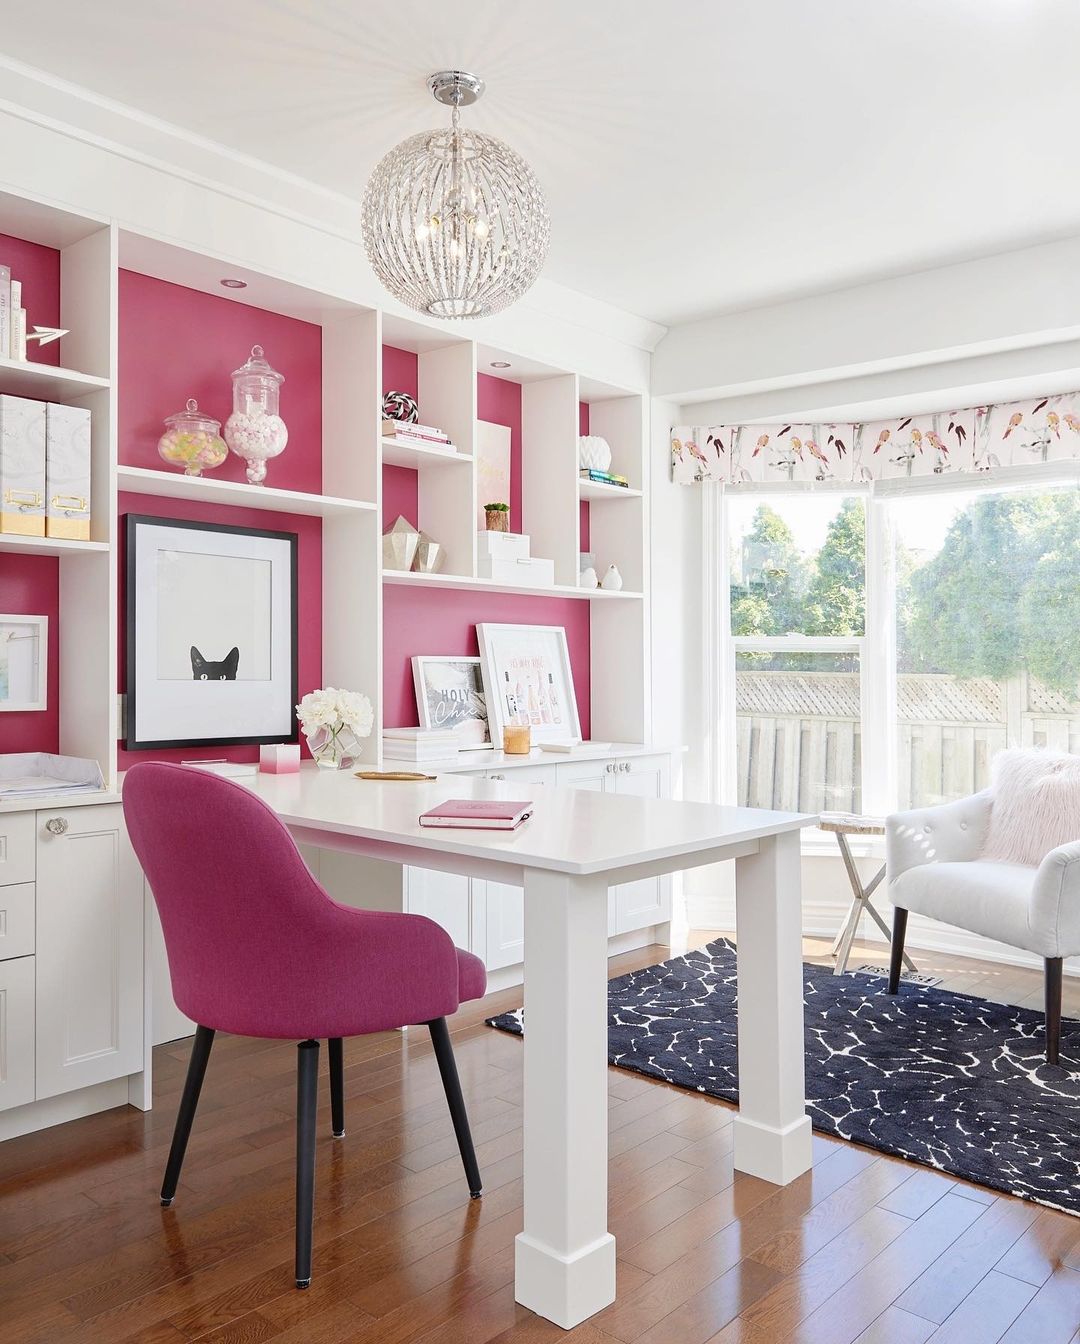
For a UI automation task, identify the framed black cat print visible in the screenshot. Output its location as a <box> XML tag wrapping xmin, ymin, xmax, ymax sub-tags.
<box><xmin>124</xmin><ymin>514</ymin><xmax>298</xmax><ymax>750</ymax></box>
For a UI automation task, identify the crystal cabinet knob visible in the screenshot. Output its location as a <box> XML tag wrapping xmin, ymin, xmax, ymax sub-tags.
<box><xmin>490</xmin><ymin>773</ymin><xmax>506</xmax><ymax>781</ymax></box>
<box><xmin>45</xmin><ymin>817</ymin><xmax>69</xmax><ymax>835</ymax></box>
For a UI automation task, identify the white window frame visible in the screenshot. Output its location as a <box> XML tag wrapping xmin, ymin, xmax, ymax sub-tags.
<box><xmin>709</xmin><ymin>465</ymin><xmax>1080</xmax><ymax>853</ymax></box>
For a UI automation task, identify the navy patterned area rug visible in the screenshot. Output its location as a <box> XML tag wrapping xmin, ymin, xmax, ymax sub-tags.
<box><xmin>486</xmin><ymin>938</ymin><xmax>1080</xmax><ymax>1216</ymax></box>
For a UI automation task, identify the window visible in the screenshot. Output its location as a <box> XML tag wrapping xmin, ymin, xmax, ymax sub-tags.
<box><xmin>721</xmin><ymin>481</ymin><xmax>1080</xmax><ymax>819</ymax></box>
<box><xmin>728</xmin><ymin>495</ymin><xmax>866</xmax><ymax>811</ymax></box>
<box><xmin>891</xmin><ymin>485</ymin><xmax>1080</xmax><ymax>808</ymax></box>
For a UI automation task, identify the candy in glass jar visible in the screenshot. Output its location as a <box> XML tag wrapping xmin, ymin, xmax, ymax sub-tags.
<box><xmin>224</xmin><ymin>345</ymin><xmax>288</xmax><ymax>485</ymax></box>
<box><xmin>157</xmin><ymin>399</ymin><xmax>228</xmax><ymax>477</ymax></box>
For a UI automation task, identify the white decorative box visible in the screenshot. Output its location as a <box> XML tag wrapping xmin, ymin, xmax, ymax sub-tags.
<box><xmin>478</xmin><ymin>555</ymin><xmax>555</xmax><ymax>587</ymax></box>
<box><xmin>46</xmin><ymin>403</ymin><xmax>92</xmax><ymax>541</ymax></box>
<box><xmin>477</xmin><ymin>530</ymin><xmax>530</xmax><ymax>560</ymax></box>
<box><xmin>0</xmin><ymin>395</ymin><xmax>46</xmax><ymax>537</ymax></box>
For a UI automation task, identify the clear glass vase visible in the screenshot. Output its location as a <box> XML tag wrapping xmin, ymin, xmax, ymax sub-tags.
<box><xmin>305</xmin><ymin>722</ymin><xmax>361</xmax><ymax>769</ymax></box>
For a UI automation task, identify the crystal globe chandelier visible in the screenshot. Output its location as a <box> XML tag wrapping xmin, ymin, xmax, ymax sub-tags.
<box><xmin>361</xmin><ymin>71</ymin><xmax>550</xmax><ymax>320</ymax></box>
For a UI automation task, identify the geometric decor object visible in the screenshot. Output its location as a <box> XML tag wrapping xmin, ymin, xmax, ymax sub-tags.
<box><xmin>362</xmin><ymin>71</ymin><xmax>550</xmax><ymax>320</ymax></box>
<box><xmin>382</xmin><ymin>515</ymin><xmax>420</xmax><ymax>571</ymax></box>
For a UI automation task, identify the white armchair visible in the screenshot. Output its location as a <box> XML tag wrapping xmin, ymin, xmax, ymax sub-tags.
<box><xmin>885</xmin><ymin>790</ymin><xmax>1080</xmax><ymax>1064</ymax></box>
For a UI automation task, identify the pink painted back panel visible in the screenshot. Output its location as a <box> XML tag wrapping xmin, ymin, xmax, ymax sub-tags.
<box><xmin>0</xmin><ymin>555</ymin><xmax>60</xmax><ymax>753</ymax></box>
<box><xmin>477</xmin><ymin>374</ymin><xmax>522</xmax><ymax>531</ymax></box>
<box><xmin>382</xmin><ymin>585</ymin><xmax>590</xmax><ymax>739</ymax></box>
<box><xmin>0</xmin><ymin>232</ymin><xmax>60</xmax><ymax>366</ymax></box>
<box><xmin>382</xmin><ymin>344</ymin><xmax>420</xmax><ymax>529</ymax></box>
<box><xmin>118</xmin><ymin>270</ymin><xmax>322</xmax><ymax>493</ymax></box>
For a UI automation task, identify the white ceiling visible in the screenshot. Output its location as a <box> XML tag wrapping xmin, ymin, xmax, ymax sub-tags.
<box><xmin>6</xmin><ymin>0</ymin><xmax>1080</xmax><ymax>327</ymax></box>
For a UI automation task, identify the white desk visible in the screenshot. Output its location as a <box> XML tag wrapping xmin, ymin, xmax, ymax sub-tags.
<box><xmin>245</xmin><ymin>767</ymin><xmax>817</xmax><ymax>1330</ymax></box>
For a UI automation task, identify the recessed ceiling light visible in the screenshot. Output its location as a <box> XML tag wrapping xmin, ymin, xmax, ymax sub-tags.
<box><xmin>220</xmin><ymin>278</ymin><xmax>247</xmax><ymax>289</ymax></box>
<box><xmin>490</xmin><ymin>360</ymin><xmax>511</xmax><ymax>369</ymax></box>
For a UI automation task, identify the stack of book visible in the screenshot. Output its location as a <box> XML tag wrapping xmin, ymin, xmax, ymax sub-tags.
<box><xmin>0</xmin><ymin>265</ymin><xmax>28</xmax><ymax>360</ymax></box>
<box><xmin>579</xmin><ymin>467</ymin><xmax>630</xmax><ymax>489</ymax></box>
<box><xmin>382</xmin><ymin>726</ymin><xmax>460</xmax><ymax>763</ymax></box>
<box><xmin>381</xmin><ymin>419</ymin><xmax>456</xmax><ymax>453</ymax></box>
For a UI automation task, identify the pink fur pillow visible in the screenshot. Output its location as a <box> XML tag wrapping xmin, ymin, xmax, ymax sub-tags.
<box><xmin>983</xmin><ymin>748</ymin><xmax>1080</xmax><ymax>867</ymax></box>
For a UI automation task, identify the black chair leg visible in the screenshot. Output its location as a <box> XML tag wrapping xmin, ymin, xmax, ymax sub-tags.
<box><xmin>1045</xmin><ymin>958</ymin><xmax>1063</xmax><ymax>1066</ymax></box>
<box><xmin>887</xmin><ymin>908</ymin><xmax>908</xmax><ymax>995</ymax></box>
<box><xmin>160</xmin><ymin>1025</ymin><xmax>215</xmax><ymax>1207</ymax></box>
<box><xmin>428</xmin><ymin>1017</ymin><xmax>482</xmax><ymax>1198</ymax></box>
<box><xmin>329</xmin><ymin>1037</ymin><xmax>345</xmax><ymax>1138</ymax></box>
<box><xmin>295</xmin><ymin>1039</ymin><xmax>320</xmax><ymax>1288</ymax></box>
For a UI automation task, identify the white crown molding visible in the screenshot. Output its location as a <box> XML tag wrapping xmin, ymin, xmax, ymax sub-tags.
<box><xmin>0</xmin><ymin>54</ymin><xmax>664</xmax><ymax>359</ymax></box>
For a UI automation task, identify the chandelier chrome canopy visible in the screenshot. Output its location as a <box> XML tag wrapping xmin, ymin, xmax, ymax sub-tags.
<box><xmin>361</xmin><ymin>71</ymin><xmax>550</xmax><ymax>320</ymax></box>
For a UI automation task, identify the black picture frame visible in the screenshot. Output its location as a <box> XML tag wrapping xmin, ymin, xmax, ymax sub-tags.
<box><xmin>124</xmin><ymin>513</ymin><xmax>299</xmax><ymax>751</ymax></box>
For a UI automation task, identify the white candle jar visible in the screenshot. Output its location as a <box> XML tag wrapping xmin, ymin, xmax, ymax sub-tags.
<box><xmin>224</xmin><ymin>345</ymin><xmax>288</xmax><ymax>485</ymax></box>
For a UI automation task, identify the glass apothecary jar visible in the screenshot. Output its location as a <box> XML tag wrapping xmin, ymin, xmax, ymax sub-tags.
<box><xmin>223</xmin><ymin>345</ymin><xmax>288</xmax><ymax>485</ymax></box>
<box><xmin>157</xmin><ymin>398</ymin><xmax>228</xmax><ymax>477</ymax></box>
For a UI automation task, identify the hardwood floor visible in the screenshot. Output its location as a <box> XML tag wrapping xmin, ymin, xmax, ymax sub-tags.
<box><xmin>0</xmin><ymin>933</ymin><xmax>1077</xmax><ymax>1344</ymax></box>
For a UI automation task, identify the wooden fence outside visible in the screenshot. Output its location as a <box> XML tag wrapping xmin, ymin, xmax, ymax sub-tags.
<box><xmin>736</xmin><ymin>670</ymin><xmax>1080</xmax><ymax>812</ymax></box>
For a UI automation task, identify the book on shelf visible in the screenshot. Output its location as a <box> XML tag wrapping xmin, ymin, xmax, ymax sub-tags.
<box><xmin>9</xmin><ymin>281</ymin><xmax>23</xmax><ymax>361</ymax></box>
<box><xmin>419</xmin><ymin>799</ymin><xmax>534</xmax><ymax>830</ymax></box>
<box><xmin>0</xmin><ymin>266</ymin><xmax>9</xmax><ymax>358</ymax></box>
<box><xmin>12</xmin><ymin>307</ymin><xmax>26</xmax><ymax>362</ymax></box>
<box><xmin>538</xmin><ymin>740</ymin><xmax>606</xmax><ymax>754</ymax></box>
<box><xmin>381</xmin><ymin>419</ymin><xmax>451</xmax><ymax>445</ymax></box>
<box><xmin>383</xmin><ymin>726</ymin><xmax>458</xmax><ymax>741</ymax></box>
<box><xmin>579</xmin><ymin>468</ymin><xmax>629</xmax><ymax>487</ymax></box>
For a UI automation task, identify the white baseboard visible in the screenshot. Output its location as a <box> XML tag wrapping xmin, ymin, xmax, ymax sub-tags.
<box><xmin>0</xmin><ymin>1077</ymin><xmax>135</xmax><ymax>1143</ymax></box>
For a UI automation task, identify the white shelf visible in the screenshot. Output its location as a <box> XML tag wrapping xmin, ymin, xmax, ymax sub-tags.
<box><xmin>382</xmin><ymin>569</ymin><xmax>643</xmax><ymax>600</ymax></box>
<box><xmin>116</xmin><ymin>466</ymin><xmax>377</xmax><ymax>517</ymax></box>
<box><xmin>381</xmin><ymin>436</ymin><xmax>472</xmax><ymax>469</ymax></box>
<box><xmin>0</xmin><ymin>356</ymin><xmax>109</xmax><ymax>402</ymax></box>
<box><xmin>578</xmin><ymin>478</ymin><xmax>642</xmax><ymax>501</ymax></box>
<box><xmin>0</xmin><ymin>532</ymin><xmax>109</xmax><ymax>557</ymax></box>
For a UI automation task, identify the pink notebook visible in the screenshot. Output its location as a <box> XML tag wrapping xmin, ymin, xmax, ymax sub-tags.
<box><xmin>419</xmin><ymin>799</ymin><xmax>534</xmax><ymax>830</ymax></box>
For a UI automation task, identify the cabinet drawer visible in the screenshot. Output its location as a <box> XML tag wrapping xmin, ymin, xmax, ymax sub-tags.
<box><xmin>485</xmin><ymin>764</ymin><xmax>554</xmax><ymax>785</ymax></box>
<box><xmin>0</xmin><ymin>883</ymin><xmax>34</xmax><ymax>960</ymax></box>
<box><xmin>0</xmin><ymin>812</ymin><xmax>35</xmax><ymax>887</ymax></box>
<box><xmin>0</xmin><ymin>955</ymin><xmax>35</xmax><ymax>1112</ymax></box>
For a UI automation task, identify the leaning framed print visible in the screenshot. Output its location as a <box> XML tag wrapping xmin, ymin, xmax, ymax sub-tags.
<box><xmin>124</xmin><ymin>514</ymin><xmax>298</xmax><ymax>750</ymax></box>
<box><xmin>412</xmin><ymin>655</ymin><xmax>492</xmax><ymax>749</ymax></box>
<box><xmin>0</xmin><ymin>614</ymin><xmax>47</xmax><ymax>712</ymax></box>
<box><xmin>477</xmin><ymin>623</ymin><xmax>581</xmax><ymax>746</ymax></box>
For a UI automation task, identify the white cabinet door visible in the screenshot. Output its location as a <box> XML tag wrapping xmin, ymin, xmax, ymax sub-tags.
<box><xmin>0</xmin><ymin>955</ymin><xmax>34</xmax><ymax>1112</ymax></box>
<box><xmin>406</xmin><ymin>867</ymin><xmax>471</xmax><ymax>951</ymax></box>
<box><xmin>35</xmin><ymin>804</ymin><xmax>144</xmax><ymax>1100</ymax></box>
<box><xmin>613</xmin><ymin>756</ymin><xmax>673</xmax><ymax>935</ymax></box>
<box><xmin>480</xmin><ymin>765</ymin><xmax>553</xmax><ymax>970</ymax></box>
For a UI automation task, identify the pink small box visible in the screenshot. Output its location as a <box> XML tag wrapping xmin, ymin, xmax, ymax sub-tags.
<box><xmin>260</xmin><ymin>743</ymin><xmax>301</xmax><ymax>774</ymax></box>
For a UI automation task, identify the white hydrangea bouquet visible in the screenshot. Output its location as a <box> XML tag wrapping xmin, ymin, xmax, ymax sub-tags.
<box><xmin>296</xmin><ymin>687</ymin><xmax>374</xmax><ymax>770</ymax></box>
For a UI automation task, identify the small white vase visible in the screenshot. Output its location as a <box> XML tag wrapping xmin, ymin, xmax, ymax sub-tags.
<box><xmin>601</xmin><ymin>564</ymin><xmax>623</xmax><ymax>592</ymax></box>
<box><xmin>578</xmin><ymin>435</ymin><xmax>612</xmax><ymax>472</ymax></box>
<box><xmin>579</xmin><ymin>566</ymin><xmax>598</xmax><ymax>589</ymax></box>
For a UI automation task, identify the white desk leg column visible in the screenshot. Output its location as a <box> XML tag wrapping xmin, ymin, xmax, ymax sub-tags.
<box><xmin>515</xmin><ymin>869</ymin><xmax>616</xmax><ymax>1329</ymax></box>
<box><xmin>732</xmin><ymin>830</ymin><xmax>813</xmax><ymax>1185</ymax></box>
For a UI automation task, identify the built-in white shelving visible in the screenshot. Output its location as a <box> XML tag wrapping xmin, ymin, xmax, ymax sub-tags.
<box><xmin>382</xmin><ymin>568</ymin><xmax>644</xmax><ymax>600</ymax></box>
<box><xmin>117</xmin><ymin>465</ymin><xmax>377</xmax><ymax>518</ymax></box>
<box><xmin>0</xmin><ymin>188</ymin><xmax>651</xmax><ymax>785</ymax></box>
<box><xmin>578</xmin><ymin>479</ymin><xmax>643</xmax><ymax>501</ymax></box>
<box><xmin>380</xmin><ymin>436</ymin><xmax>472</xmax><ymax>469</ymax></box>
<box><xmin>0</xmin><ymin>356</ymin><xmax>110</xmax><ymax>403</ymax></box>
<box><xmin>0</xmin><ymin>533</ymin><xmax>111</xmax><ymax>558</ymax></box>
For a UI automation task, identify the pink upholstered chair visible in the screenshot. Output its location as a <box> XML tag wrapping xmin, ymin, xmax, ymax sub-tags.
<box><xmin>123</xmin><ymin>762</ymin><xmax>487</xmax><ymax>1288</ymax></box>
